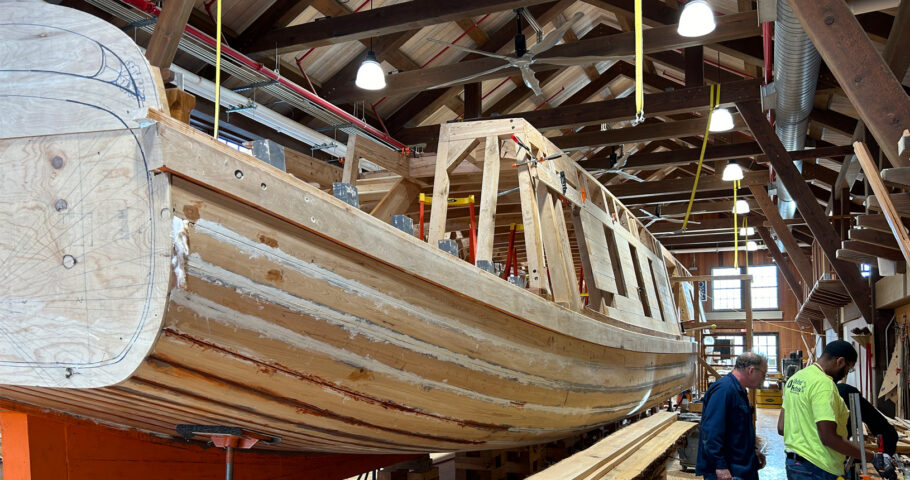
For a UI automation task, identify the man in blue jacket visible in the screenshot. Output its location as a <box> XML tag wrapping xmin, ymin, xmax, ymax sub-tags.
<box><xmin>696</xmin><ymin>352</ymin><xmax>768</xmax><ymax>480</ymax></box>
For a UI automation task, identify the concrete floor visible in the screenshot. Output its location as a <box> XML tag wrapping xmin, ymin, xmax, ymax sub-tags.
<box><xmin>757</xmin><ymin>407</ymin><xmax>786</xmax><ymax>480</ymax></box>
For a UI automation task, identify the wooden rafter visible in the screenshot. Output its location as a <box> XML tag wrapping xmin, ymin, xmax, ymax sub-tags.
<box><xmin>325</xmin><ymin>11</ymin><xmax>761</xmax><ymax>103</ymax></box>
<box><xmin>246</xmin><ymin>0</ymin><xmax>554</xmax><ymax>53</ymax></box>
<box><xmin>737</xmin><ymin>100</ymin><xmax>873</xmax><ymax>322</ymax></box>
<box><xmin>786</xmin><ymin>0</ymin><xmax>910</xmax><ymax>168</ymax></box>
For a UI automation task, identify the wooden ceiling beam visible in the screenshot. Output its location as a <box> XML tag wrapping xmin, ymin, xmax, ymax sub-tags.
<box><xmin>809</xmin><ymin>108</ymin><xmax>858</xmax><ymax>137</ymax></box>
<box><xmin>786</xmin><ymin>0</ymin><xmax>910</xmax><ymax>168</ymax></box>
<box><xmin>246</xmin><ymin>0</ymin><xmax>553</xmax><ymax>53</ymax></box>
<box><xmin>635</xmin><ymin>198</ymin><xmax>758</xmax><ymax>216</ymax></box>
<box><xmin>738</xmin><ymin>100</ymin><xmax>873</xmax><ymax>322</ymax></box>
<box><xmin>500</xmin><ymin>78</ymin><xmax>760</xmax><ymax>130</ymax></box>
<box><xmin>326</xmin><ymin>11</ymin><xmax>761</xmax><ymax>103</ymax></box>
<box><xmin>552</xmin><ymin>115</ymin><xmax>747</xmax><ymax>150</ymax></box>
<box><xmin>606</xmin><ymin>170</ymin><xmax>768</xmax><ymax>199</ymax></box>
<box><xmin>623</xmin><ymin>188</ymin><xmax>752</xmax><ymax>206</ymax></box>
<box><xmin>233</xmin><ymin>0</ymin><xmax>315</xmax><ymax>49</ymax></box>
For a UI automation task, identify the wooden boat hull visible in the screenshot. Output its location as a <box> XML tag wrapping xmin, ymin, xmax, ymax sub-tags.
<box><xmin>0</xmin><ymin>3</ymin><xmax>695</xmax><ymax>454</ymax></box>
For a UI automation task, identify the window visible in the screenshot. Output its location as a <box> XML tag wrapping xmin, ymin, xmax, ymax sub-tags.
<box><xmin>710</xmin><ymin>265</ymin><xmax>779</xmax><ymax>310</ymax></box>
<box><xmin>750</xmin><ymin>265</ymin><xmax>779</xmax><ymax>309</ymax></box>
<box><xmin>753</xmin><ymin>333</ymin><xmax>779</xmax><ymax>373</ymax></box>
<box><xmin>711</xmin><ymin>267</ymin><xmax>742</xmax><ymax>310</ymax></box>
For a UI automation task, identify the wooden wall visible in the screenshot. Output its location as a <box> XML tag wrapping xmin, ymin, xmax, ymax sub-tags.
<box><xmin>675</xmin><ymin>250</ymin><xmax>815</xmax><ymax>370</ymax></box>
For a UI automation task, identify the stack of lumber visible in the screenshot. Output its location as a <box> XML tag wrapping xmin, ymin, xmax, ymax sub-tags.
<box><xmin>527</xmin><ymin>412</ymin><xmax>695</xmax><ymax>480</ymax></box>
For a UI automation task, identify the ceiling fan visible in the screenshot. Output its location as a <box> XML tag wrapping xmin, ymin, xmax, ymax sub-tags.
<box><xmin>427</xmin><ymin>9</ymin><xmax>609</xmax><ymax>96</ymax></box>
<box><xmin>638</xmin><ymin>205</ymin><xmax>700</xmax><ymax>228</ymax></box>
<box><xmin>590</xmin><ymin>146</ymin><xmax>645</xmax><ymax>183</ymax></box>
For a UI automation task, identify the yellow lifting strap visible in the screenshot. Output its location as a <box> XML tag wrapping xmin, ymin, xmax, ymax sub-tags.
<box><xmin>680</xmin><ymin>84</ymin><xmax>720</xmax><ymax>231</ymax></box>
<box><xmin>419</xmin><ymin>193</ymin><xmax>475</xmax><ymax>206</ymax></box>
<box><xmin>733</xmin><ymin>178</ymin><xmax>740</xmax><ymax>267</ymax></box>
<box><xmin>633</xmin><ymin>0</ymin><xmax>644</xmax><ymax>125</ymax></box>
<box><xmin>212</xmin><ymin>0</ymin><xmax>223</xmax><ymax>139</ymax></box>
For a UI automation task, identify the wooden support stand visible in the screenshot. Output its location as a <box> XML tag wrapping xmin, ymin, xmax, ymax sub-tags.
<box><xmin>0</xmin><ymin>406</ymin><xmax>416</xmax><ymax>480</ymax></box>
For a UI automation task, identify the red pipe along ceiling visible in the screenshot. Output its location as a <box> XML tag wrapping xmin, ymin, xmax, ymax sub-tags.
<box><xmin>118</xmin><ymin>0</ymin><xmax>408</xmax><ymax>151</ymax></box>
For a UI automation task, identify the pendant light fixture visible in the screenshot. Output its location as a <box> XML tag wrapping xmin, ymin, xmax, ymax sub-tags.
<box><xmin>356</xmin><ymin>0</ymin><xmax>386</xmax><ymax>90</ymax></box>
<box><xmin>721</xmin><ymin>160</ymin><xmax>744</xmax><ymax>181</ymax></box>
<box><xmin>739</xmin><ymin>226</ymin><xmax>755</xmax><ymax>236</ymax></box>
<box><xmin>733</xmin><ymin>199</ymin><xmax>750</xmax><ymax>214</ymax></box>
<box><xmin>746</xmin><ymin>240</ymin><xmax>759</xmax><ymax>251</ymax></box>
<box><xmin>709</xmin><ymin>107</ymin><xmax>734</xmax><ymax>132</ymax></box>
<box><xmin>677</xmin><ymin>0</ymin><xmax>716</xmax><ymax>37</ymax></box>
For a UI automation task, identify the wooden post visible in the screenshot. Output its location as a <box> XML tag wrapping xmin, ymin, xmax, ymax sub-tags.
<box><xmin>144</xmin><ymin>0</ymin><xmax>195</xmax><ymax>72</ymax></box>
<box><xmin>475</xmin><ymin>136</ymin><xmax>501</xmax><ymax>265</ymax></box>
<box><xmin>343</xmin><ymin>134</ymin><xmax>361</xmax><ymax>185</ymax></box>
<box><xmin>517</xmin><ymin>158</ymin><xmax>547</xmax><ymax>294</ymax></box>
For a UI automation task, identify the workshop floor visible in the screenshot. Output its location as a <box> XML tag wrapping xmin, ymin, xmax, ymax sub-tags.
<box><xmin>757</xmin><ymin>407</ymin><xmax>786</xmax><ymax>480</ymax></box>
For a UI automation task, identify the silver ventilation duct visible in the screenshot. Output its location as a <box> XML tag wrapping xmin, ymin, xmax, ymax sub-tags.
<box><xmin>772</xmin><ymin>0</ymin><xmax>821</xmax><ymax>219</ymax></box>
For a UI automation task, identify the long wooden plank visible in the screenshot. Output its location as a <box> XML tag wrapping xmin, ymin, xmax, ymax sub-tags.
<box><xmin>526</xmin><ymin>412</ymin><xmax>676</xmax><ymax>480</ymax></box>
<box><xmin>476</xmin><ymin>136</ymin><xmax>501</xmax><ymax>264</ymax></box>
<box><xmin>553</xmin><ymin>116</ymin><xmax>747</xmax><ymax>150</ymax></box>
<box><xmin>602</xmin><ymin>421</ymin><xmax>696</xmax><ymax>480</ymax></box>
<box><xmin>854</xmin><ymin>141</ymin><xmax>910</xmax><ymax>265</ymax></box>
<box><xmin>786</xmin><ymin>0</ymin><xmax>910</xmax><ymax>168</ymax></box>
<box><xmin>284</xmin><ymin>147</ymin><xmax>343</xmax><ymax>188</ymax></box>
<box><xmin>539</xmin><ymin>193</ymin><xmax>581</xmax><ymax>309</ymax></box>
<box><xmin>369</xmin><ymin>179</ymin><xmax>421</xmax><ymax>223</ymax></box>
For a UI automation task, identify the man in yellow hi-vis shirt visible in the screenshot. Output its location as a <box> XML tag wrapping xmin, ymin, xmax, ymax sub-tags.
<box><xmin>778</xmin><ymin>340</ymin><xmax>870</xmax><ymax>480</ymax></box>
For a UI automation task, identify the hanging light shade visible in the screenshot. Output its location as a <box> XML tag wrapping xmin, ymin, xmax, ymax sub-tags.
<box><xmin>746</xmin><ymin>240</ymin><xmax>759</xmax><ymax>251</ymax></box>
<box><xmin>710</xmin><ymin>107</ymin><xmax>735</xmax><ymax>132</ymax></box>
<box><xmin>355</xmin><ymin>51</ymin><xmax>386</xmax><ymax>90</ymax></box>
<box><xmin>677</xmin><ymin>0</ymin><xmax>716</xmax><ymax>37</ymax></box>
<box><xmin>733</xmin><ymin>199</ymin><xmax>750</xmax><ymax>214</ymax></box>
<box><xmin>722</xmin><ymin>159</ymin><xmax>744</xmax><ymax>181</ymax></box>
<box><xmin>739</xmin><ymin>226</ymin><xmax>755</xmax><ymax>236</ymax></box>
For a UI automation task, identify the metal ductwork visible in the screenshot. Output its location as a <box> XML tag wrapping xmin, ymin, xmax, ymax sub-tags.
<box><xmin>772</xmin><ymin>0</ymin><xmax>821</xmax><ymax>219</ymax></box>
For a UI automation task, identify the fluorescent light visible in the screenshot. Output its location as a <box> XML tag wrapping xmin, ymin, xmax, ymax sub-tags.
<box><xmin>746</xmin><ymin>240</ymin><xmax>759</xmax><ymax>251</ymax></box>
<box><xmin>739</xmin><ymin>227</ymin><xmax>755</xmax><ymax>236</ymax></box>
<box><xmin>709</xmin><ymin>108</ymin><xmax>734</xmax><ymax>132</ymax></box>
<box><xmin>356</xmin><ymin>51</ymin><xmax>386</xmax><ymax>90</ymax></box>
<box><xmin>721</xmin><ymin>160</ymin><xmax>744</xmax><ymax>181</ymax></box>
<box><xmin>733</xmin><ymin>199</ymin><xmax>750</xmax><ymax>214</ymax></box>
<box><xmin>677</xmin><ymin>0</ymin><xmax>716</xmax><ymax>37</ymax></box>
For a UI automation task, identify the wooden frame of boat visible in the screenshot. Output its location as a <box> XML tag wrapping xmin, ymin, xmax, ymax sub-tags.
<box><xmin>0</xmin><ymin>2</ymin><xmax>696</xmax><ymax>454</ymax></box>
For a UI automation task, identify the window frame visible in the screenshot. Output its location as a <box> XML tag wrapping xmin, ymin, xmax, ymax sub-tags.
<box><xmin>709</xmin><ymin>265</ymin><xmax>779</xmax><ymax>311</ymax></box>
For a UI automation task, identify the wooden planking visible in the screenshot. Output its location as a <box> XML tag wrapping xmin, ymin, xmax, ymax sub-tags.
<box><xmin>475</xmin><ymin>136</ymin><xmax>501</xmax><ymax>264</ymax></box>
<box><xmin>149</xmin><ymin>113</ymin><xmax>693</xmax><ymax>352</ymax></box>
<box><xmin>854</xmin><ymin>141</ymin><xmax>910</xmax><ymax>265</ymax></box>
<box><xmin>577</xmin><ymin>209</ymin><xmax>619</xmax><ymax>294</ymax></box>
<box><xmin>427</xmin><ymin>130</ymin><xmax>453</xmax><ymax>247</ymax></box>
<box><xmin>0</xmin><ymin>3</ymin><xmax>162</xmax><ymax>138</ymax></box>
<box><xmin>348</xmin><ymin>135</ymin><xmax>412</xmax><ymax>181</ymax></box>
